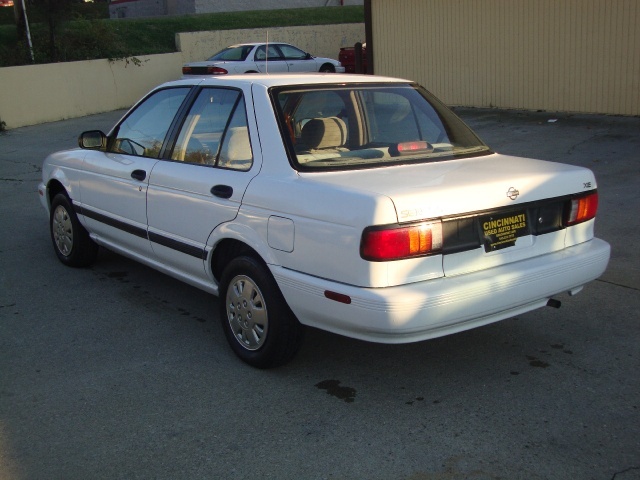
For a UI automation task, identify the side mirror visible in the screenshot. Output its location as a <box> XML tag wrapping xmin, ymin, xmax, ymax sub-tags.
<box><xmin>78</xmin><ymin>130</ymin><xmax>107</xmax><ymax>150</ymax></box>
<box><xmin>305</xmin><ymin>53</ymin><xmax>312</xmax><ymax>60</ymax></box>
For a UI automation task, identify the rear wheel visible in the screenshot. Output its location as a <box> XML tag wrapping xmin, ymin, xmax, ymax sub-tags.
<box><xmin>219</xmin><ymin>255</ymin><xmax>304</xmax><ymax>368</ymax></box>
<box><xmin>50</xmin><ymin>193</ymin><xmax>98</xmax><ymax>267</ymax></box>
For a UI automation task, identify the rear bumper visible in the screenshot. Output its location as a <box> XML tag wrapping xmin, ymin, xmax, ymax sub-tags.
<box><xmin>273</xmin><ymin>238</ymin><xmax>610</xmax><ymax>343</ymax></box>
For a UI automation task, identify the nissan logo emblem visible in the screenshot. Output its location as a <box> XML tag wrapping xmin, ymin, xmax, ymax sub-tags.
<box><xmin>506</xmin><ymin>187</ymin><xmax>520</xmax><ymax>200</ymax></box>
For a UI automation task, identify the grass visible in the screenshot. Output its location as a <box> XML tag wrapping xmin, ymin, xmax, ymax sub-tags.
<box><xmin>0</xmin><ymin>5</ymin><xmax>364</xmax><ymax>66</ymax></box>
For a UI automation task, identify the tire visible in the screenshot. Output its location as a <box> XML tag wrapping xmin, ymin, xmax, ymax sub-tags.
<box><xmin>319</xmin><ymin>64</ymin><xmax>335</xmax><ymax>73</ymax></box>
<box><xmin>219</xmin><ymin>255</ymin><xmax>304</xmax><ymax>368</ymax></box>
<box><xmin>50</xmin><ymin>193</ymin><xmax>98</xmax><ymax>267</ymax></box>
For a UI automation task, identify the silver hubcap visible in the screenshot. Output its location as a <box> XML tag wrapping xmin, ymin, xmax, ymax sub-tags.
<box><xmin>226</xmin><ymin>275</ymin><xmax>268</xmax><ymax>351</ymax></box>
<box><xmin>52</xmin><ymin>205</ymin><xmax>73</xmax><ymax>257</ymax></box>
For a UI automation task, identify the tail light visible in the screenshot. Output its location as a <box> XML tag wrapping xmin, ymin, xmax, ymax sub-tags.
<box><xmin>181</xmin><ymin>66</ymin><xmax>228</xmax><ymax>75</ymax></box>
<box><xmin>565</xmin><ymin>191</ymin><xmax>598</xmax><ymax>226</ymax></box>
<box><xmin>361</xmin><ymin>221</ymin><xmax>443</xmax><ymax>261</ymax></box>
<box><xmin>205</xmin><ymin>66</ymin><xmax>228</xmax><ymax>75</ymax></box>
<box><xmin>360</xmin><ymin>191</ymin><xmax>597</xmax><ymax>263</ymax></box>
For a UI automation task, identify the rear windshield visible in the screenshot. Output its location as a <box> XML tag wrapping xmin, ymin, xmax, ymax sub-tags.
<box><xmin>273</xmin><ymin>83</ymin><xmax>491</xmax><ymax>171</ymax></box>
<box><xmin>208</xmin><ymin>45</ymin><xmax>253</xmax><ymax>62</ymax></box>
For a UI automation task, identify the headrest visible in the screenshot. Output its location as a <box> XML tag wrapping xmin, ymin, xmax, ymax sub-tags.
<box><xmin>300</xmin><ymin>117</ymin><xmax>347</xmax><ymax>149</ymax></box>
<box><xmin>218</xmin><ymin>126</ymin><xmax>252</xmax><ymax>169</ymax></box>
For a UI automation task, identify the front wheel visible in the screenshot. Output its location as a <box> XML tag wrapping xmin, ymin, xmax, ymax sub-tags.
<box><xmin>50</xmin><ymin>193</ymin><xmax>98</xmax><ymax>267</ymax></box>
<box><xmin>219</xmin><ymin>256</ymin><xmax>304</xmax><ymax>368</ymax></box>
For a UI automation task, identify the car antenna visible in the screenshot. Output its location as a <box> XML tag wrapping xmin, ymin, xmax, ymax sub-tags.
<box><xmin>265</xmin><ymin>31</ymin><xmax>269</xmax><ymax>74</ymax></box>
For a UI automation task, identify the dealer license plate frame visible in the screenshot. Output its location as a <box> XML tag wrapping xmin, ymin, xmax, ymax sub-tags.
<box><xmin>481</xmin><ymin>210</ymin><xmax>530</xmax><ymax>252</ymax></box>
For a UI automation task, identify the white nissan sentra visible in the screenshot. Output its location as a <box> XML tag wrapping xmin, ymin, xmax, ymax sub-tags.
<box><xmin>38</xmin><ymin>74</ymin><xmax>610</xmax><ymax>368</ymax></box>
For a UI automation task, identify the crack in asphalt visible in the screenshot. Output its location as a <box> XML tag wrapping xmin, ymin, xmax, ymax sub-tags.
<box><xmin>596</xmin><ymin>278</ymin><xmax>640</xmax><ymax>292</ymax></box>
<box><xmin>611</xmin><ymin>466</ymin><xmax>640</xmax><ymax>480</ymax></box>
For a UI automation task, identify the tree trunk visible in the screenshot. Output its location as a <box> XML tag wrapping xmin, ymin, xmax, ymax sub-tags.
<box><xmin>48</xmin><ymin>2</ymin><xmax>57</xmax><ymax>62</ymax></box>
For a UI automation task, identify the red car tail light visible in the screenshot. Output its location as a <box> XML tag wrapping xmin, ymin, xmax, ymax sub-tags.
<box><xmin>182</xmin><ymin>66</ymin><xmax>229</xmax><ymax>75</ymax></box>
<box><xmin>207</xmin><ymin>66</ymin><xmax>228</xmax><ymax>75</ymax></box>
<box><xmin>361</xmin><ymin>221</ymin><xmax>443</xmax><ymax>261</ymax></box>
<box><xmin>565</xmin><ymin>192</ymin><xmax>598</xmax><ymax>226</ymax></box>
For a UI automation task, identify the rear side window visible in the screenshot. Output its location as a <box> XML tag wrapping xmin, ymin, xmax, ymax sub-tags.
<box><xmin>170</xmin><ymin>88</ymin><xmax>253</xmax><ymax>171</ymax></box>
<box><xmin>255</xmin><ymin>45</ymin><xmax>284</xmax><ymax>61</ymax></box>
<box><xmin>209</xmin><ymin>45</ymin><xmax>253</xmax><ymax>61</ymax></box>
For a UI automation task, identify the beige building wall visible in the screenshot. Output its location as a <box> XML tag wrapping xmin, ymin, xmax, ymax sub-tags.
<box><xmin>371</xmin><ymin>0</ymin><xmax>640</xmax><ymax>115</ymax></box>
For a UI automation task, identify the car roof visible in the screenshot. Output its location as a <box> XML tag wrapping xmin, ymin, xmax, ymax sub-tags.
<box><xmin>226</xmin><ymin>42</ymin><xmax>289</xmax><ymax>48</ymax></box>
<box><xmin>165</xmin><ymin>73</ymin><xmax>413</xmax><ymax>90</ymax></box>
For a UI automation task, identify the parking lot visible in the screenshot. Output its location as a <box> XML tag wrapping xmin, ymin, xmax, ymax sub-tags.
<box><xmin>1</xmin><ymin>106</ymin><xmax>638</xmax><ymax>480</ymax></box>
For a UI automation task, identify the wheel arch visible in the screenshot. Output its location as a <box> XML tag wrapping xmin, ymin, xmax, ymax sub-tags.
<box><xmin>319</xmin><ymin>63</ymin><xmax>335</xmax><ymax>73</ymax></box>
<box><xmin>208</xmin><ymin>219</ymin><xmax>284</xmax><ymax>284</ymax></box>
<box><xmin>44</xmin><ymin>162</ymin><xmax>77</xmax><ymax>203</ymax></box>
<box><xmin>210</xmin><ymin>238</ymin><xmax>264</xmax><ymax>283</ymax></box>
<box><xmin>46</xmin><ymin>178</ymin><xmax>68</xmax><ymax>208</ymax></box>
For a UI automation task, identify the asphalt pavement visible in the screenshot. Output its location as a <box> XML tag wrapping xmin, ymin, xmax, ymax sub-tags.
<box><xmin>1</xmin><ymin>106</ymin><xmax>638</xmax><ymax>480</ymax></box>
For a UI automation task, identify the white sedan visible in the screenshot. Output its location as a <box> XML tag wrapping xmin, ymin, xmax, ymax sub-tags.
<box><xmin>38</xmin><ymin>74</ymin><xmax>610</xmax><ymax>368</ymax></box>
<box><xmin>182</xmin><ymin>42</ymin><xmax>345</xmax><ymax>76</ymax></box>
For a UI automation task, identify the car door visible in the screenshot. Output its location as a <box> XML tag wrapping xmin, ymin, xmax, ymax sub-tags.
<box><xmin>279</xmin><ymin>44</ymin><xmax>317</xmax><ymax>72</ymax></box>
<box><xmin>145</xmin><ymin>86</ymin><xmax>261</xmax><ymax>281</ymax></box>
<box><xmin>252</xmin><ymin>44</ymin><xmax>289</xmax><ymax>73</ymax></box>
<box><xmin>79</xmin><ymin>87</ymin><xmax>192</xmax><ymax>257</ymax></box>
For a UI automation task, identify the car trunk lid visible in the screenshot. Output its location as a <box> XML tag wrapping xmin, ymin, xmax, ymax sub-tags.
<box><xmin>302</xmin><ymin>153</ymin><xmax>598</xmax><ymax>276</ymax></box>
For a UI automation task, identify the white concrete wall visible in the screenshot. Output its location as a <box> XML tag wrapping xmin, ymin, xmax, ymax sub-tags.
<box><xmin>0</xmin><ymin>24</ymin><xmax>365</xmax><ymax>129</ymax></box>
<box><xmin>177</xmin><ymin>24</ymin><xmax>365</xmax><ymax>64</ymax></box>
<box><xmin>0</xmin><ymin>53</ymin><xmax>183</xmax><ymax>129</ymax></box>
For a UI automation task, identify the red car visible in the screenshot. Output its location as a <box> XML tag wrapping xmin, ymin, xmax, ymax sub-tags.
<box><xmin>339</xmin><ymin>43</ymin><xmax>368</xmax><ymax>74</ymax></box>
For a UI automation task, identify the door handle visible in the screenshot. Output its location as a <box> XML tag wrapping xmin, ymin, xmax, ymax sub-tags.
<box><xmin>131</xmin><ymin>169</ymin><xmax>146</xmax><ymax>181</ymax></box>
<box><xmin>211</xmin><ymin>184</ymin><xmax>233</xmax><ymax>199</ymax></box>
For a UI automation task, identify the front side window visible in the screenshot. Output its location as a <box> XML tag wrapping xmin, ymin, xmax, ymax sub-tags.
<box><xmin>111</xmin><ymin>87</ymin><xmax>190</xmax><ymax>158</ymax></box>
<box><xmin>171</xmin><ymin>88</ymin><xmax>253</xmax><ymax>171</ymax></box>
<box><xmin>278</xmin><ymin>44</ymin><xmax>308</xmax><ymax>60</ymax></box>
<box><xmin>274</xmin><ymin>83</ymin><xmax>490</xmax><ymax>171</ymax></box>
